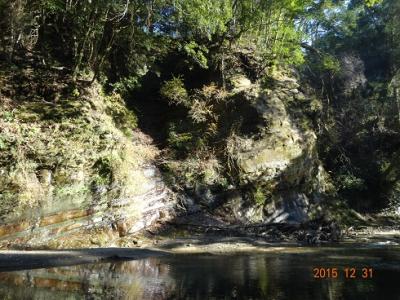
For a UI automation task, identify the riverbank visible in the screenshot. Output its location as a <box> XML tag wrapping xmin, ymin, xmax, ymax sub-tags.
<box><xmin>143</xmin><ymin>226</ymin><xmax>400</xmax><ymax>253</ymax></box>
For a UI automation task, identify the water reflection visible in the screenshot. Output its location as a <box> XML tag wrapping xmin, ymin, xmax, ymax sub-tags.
<box><xmin>0</xmin><ymin>247</ymin><xmax>399</xmax><ymax>299</ymax></box>
<box><xmin>0</xmin><ymin>258</ymin><xmax>175</xmax><ymax>299</ymax></box>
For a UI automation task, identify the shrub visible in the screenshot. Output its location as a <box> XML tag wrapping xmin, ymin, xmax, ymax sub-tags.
<box><xmin>160</xmin><ymin>76</ymin><xmax>189</xmax><ymax>106</ymax></box>
<box><xmin>253</xmin><ymin>186</ymin><xmax>266</xmax><ymax>205</ymax></box>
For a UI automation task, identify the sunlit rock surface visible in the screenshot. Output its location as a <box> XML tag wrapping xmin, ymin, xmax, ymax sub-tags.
<box><xmin>0</xmin><ymin>151</ymin><xmax>174</xmax><ymax>248</ymax></box>
<box><xmin>0</xmin><ymin>58</ymin><xmax>332</xmax><ymax>248</ymax></box>
<box><xmin>0</xmin><ymin>77</ymin><xmax>175</xmax><ymax>248</ymax></box>
<box><xmin>224</xmin><ymin>73</ymin><xmax>332</xmax><ymax>224</ymax></box>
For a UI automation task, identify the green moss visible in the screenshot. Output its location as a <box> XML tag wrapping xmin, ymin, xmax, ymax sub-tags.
<box><xmin>53</xmin><ymin>184</ymin><xmax>90</xmax><ymax>202</ymax></box>
<box><xmin>93</xmin><ymin>157</ymin><xmax>114</xmax><ymax>184</ymax></box>
<box><xmin>168</xmin><ymin>132</ymin><xmax>193</xmax><ymax>151</ymax></box>
<box><xmin>0</xmin><ymin>73</ymin><xmax>147</xmax><ymax>219</ymax></box>
<box><xmin>104</xmin><ymin>93</ymin><xmax>138</xmax><ymax>136</ymax></box>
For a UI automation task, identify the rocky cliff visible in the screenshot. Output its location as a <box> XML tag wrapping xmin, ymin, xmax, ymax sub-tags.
<box><xmin>0</xmin><ymin>54</ymin><xmax>337</xmax><ymax>248</ymax></box>
<box><xmin>221</xmin><ymin>73</ymin><xmax>331</xmax><ymax>224</ymax></box>
<box><xmin>160</xmin><ymin>51</ymin><xmax>334</xmax><ymax>226</ymax></box>
<box><xmin>0</xmin><ymin>61</ymin><xmax>175</xmax><ymax>248</ymax></box>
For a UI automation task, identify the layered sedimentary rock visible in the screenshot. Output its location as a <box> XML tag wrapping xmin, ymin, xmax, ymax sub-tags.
<box><xmin>221</xmin><ymin>72</ymin><xmax>333</xmax><ymax>224</ymax></box>
<box><xmin>0</xmin><ymin>57</ymin><xmax>334</xmax><ymax>248</ymax></box>
<box><xmin>0</xmin><ymin>164</ymin><xmax>173</xmax><ymax>248</ymax></box>
<box><xmin>0</xmin><ymin>67</ymin><xmax>175</xmax><ymax>248</ymax></box>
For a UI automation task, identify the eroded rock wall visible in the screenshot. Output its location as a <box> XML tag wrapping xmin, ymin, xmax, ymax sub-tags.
<box><xmin>220</xmin><ymin>72</ymin><xmax>333</xmax><ymax>224</ymax></box>
<box><xmin>0</xmin><ymin>67</ymin><xmax>175</xmax><ymax>248</ymax></box>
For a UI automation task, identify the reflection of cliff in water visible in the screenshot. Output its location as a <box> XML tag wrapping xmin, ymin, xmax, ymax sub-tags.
<box><xmin>0</xmin><ymin>248</ymin><xmax>399</xmax><ymax>299</ymax></box>
<box><xmin>0</xmin><ymin>258</ymin><xmax>175</xmax><ymax>300</ymax></box>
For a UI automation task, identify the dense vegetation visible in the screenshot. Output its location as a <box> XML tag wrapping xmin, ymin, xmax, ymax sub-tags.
<box><xmin>0</xmin><ymin>0</ymin><xmax>399</xmax><ymax>216</ymax></box>
<box><xmin>302</xmin><ymin>0</ymin><xmax>400</xmax><ymax>211</ymax></box>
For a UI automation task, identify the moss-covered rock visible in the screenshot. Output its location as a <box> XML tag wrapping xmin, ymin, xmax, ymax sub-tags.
<box><xmin>169</xmin><ymin>68</ymin><xmax>334</xmax><ymax>224</ymax></box>
<box><xmin>0</xmin><ymin>66</ymin><xmax>174</xmax><ymax>248</ymax></box>
<box><xmin>225</xmin><ymin>73</ymin><xmax>333</xmax><ymax>223</ymax></box>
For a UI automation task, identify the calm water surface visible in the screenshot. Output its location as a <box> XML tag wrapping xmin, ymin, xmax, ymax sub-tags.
<box><xmin>0</xmin><ymin>245</ymin><xmax>399</xmax><ymax>299</ymax></box>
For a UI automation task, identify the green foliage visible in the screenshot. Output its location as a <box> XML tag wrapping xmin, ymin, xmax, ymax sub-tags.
<box><xmin>183</xmin><ymin>41</ymin><xmax>209</xmax><ymax>69</ymax></box>
<box><xmin>168</xmin><ymin>130</ymin><xmax>194</xmax><ymax>152</ymax></box>
<box><xmin>0</xmin><ymin>134</ymin><xmax>6</xmax><ymax>150</ymax></box>
<box><xmin>233</xmin><ymin>0</ymin><xmax>312</xmax><ymax>66</ymax></box>
<box><xmin>0</xmin><ymin>0</ymin><xmax>398</xmax><ymax>216</ymax></box>
<box><xmin>321</xmin><ymin>55</ymin><xmax>341</xmax><ymax>74</ymax></box>
<box><xmin>253</xmin><ymin>187</ymin><xmax>266</xmax><ymax>205</ymax></box>
<box><xmin>0</xmin><ymin>0</ymin><xmax>389</xmax><ymax>85</ymax></box>
<box><xmin>2</xmin><ymin>111</ymin><xmax>15</xmax><ymax>122</ymax></box>
<box><xmin>112</xmin><ymin>76</ymin><xmax>140</xmax><ymax>96</ymax></box>
<box><xmin>301</xmin><ymin>0</ymin><xmax>400</xmax><ymax>211</ymax></box>
<box><xmin>93</xmin><ymin>156</ymin><xmax>113</xmax><ymax>184</ymax></box>
<box><xmin>104</xmin><ymin>93</ymin><xmax>138</xmax><ymax>136</ymax></box>
<box><xmin>71</xmin><ymin>88</ymin><xmax>80</xmax><ymax>97</ymax></box>
<box><xmin>337</xmin><ymin>174</ymin><xmax>366</xmax><ymax>191</ymax></box>
<box><xmin>173</xmin><ymin>0</ymin><xmax>233</xmax><ymax>39</ymax></box>
<box><xmin>0</xmin><ymin>66</ymin><xmax>156</xmax><ymax>217</ymax></box>
<box><xmin>40</xmin><ymin>0</ymin><xmax>64</xmax><ymax>12</ymax></box>
<box><xmin>160</xmin><ymin>77</ymin><xmax>189</xmax><ymax>106</ymax></box>
<box><xmin>365</xmin><ymin>0</ymin><xmax>383</xmax><ymax>6</ymax></box>
<box><xmin>384</xmin><ymin>0</ymin><xmax>400</xmax><ymax>69</ymax></box>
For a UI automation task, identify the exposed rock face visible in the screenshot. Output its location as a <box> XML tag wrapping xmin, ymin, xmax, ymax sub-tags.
<box><xmin>264</xmin><ymin>192</ymin><xmax>310</xmax><ymax>223</ymax></box>
<box><xmin>223</xmin><ymin>72</ymin><xmax>332</xmax><ymax>224</ymax></box>
<box><xmin>0</xmin><ymin>71</ymin><xmax>175</xmax><ymax>248</ymax></box>
<box><xmin>0</xmin><ymin>146</ymin><xmax>174</xmax><ymax>249</ymax></box>
<box><xmin>169</xmin><ymin>70</ymin><xmax>332</xmax><ymax>226</ymax></box>
<box><xmin>0</xmin><ymin>58</ymin><xmax>333</xmax><ymax>248</ymax></box>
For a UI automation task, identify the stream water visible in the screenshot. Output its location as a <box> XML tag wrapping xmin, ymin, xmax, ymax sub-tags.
<box><xmin>0</xmin><ymin>245</ymin><xmax>399</xmax><ymax>299</ymax></box>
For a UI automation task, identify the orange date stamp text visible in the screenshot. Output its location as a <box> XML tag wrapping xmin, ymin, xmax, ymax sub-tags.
<box><xmin>313</xmin><ymin>267</ymin><xmax>373</xmax><ymax>279</ymax></box>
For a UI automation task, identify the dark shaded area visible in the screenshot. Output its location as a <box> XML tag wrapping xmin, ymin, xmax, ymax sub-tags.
<box><xmin>217</xmin><ymin>95</ymin><xmax>266</xmax><ymax>138</ymax></box>
<box><xmin>125</xmin><ymin>50</ymin><xmax>219</xmax><ymax>147</ymax></box>
<box><xmin>0</xmin><ymin>248</ymin><xmax>168</xmax><ymax>272</ymax></box>
<box><xmin>0</xmin><ymin>53</ymin><xmax>73</xmax><ymax>105</ymax></box>
<box><xmin>126</xmin><ymin>72</ymin><xmax>179</xmax><ymax>147</ymax></box>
